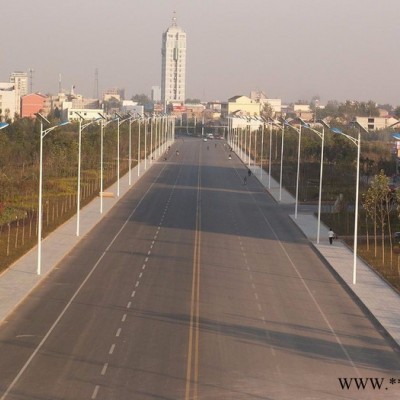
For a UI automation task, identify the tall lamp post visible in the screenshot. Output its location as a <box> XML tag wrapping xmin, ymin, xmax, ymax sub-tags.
<box><xmin>267</xmin><ymin>118</ymin><xmax>273</xmax><ymax>189</ymax></box>
<box><xmin>36</xmin><ymin>113</ymin><xmax>69</xmax><ymax>275</ymax></box>
<box><xmin>300</xmin><ymin>119</ymin><xmax>326</xmax><ymax>243</ymax></box>
<box><xmin>331</xmin><ymin>124</ymin><xmax>365</xmax><ymax>284</ymax></box>
<box><xmin>284</xmin><ymin>121</ymin><xmax>302</xmax><ymax>219</ymax></box>
<box><xmin>75</xmin><ymin>112</ymin><xmax>101</xmax><ymax>236</ymax></box>
<box><xmin>98</xmin><ymin>113</ymin><xmax>117</xmax><ymax>214</ymax></box>
<box><xmin>115</xmin><ymin>112</ymin><xmax>131</xmax><ymax>196</ymax></box>
<box><xmin>247</xmin><ymin>118</ymin><xmax>252</xmax><ymax>168</ymax></box>
<box><xmin>271</xmin><ymin>120</ymin><xmax>285</xmax><ymax>202</ymax></box>
<box><xmin>137</xmin><ymin>114</ymin><xmax>142</xmax><ymax>177</ymax></box>
<box><xmin>260</xmin><ymin>118</ymin><xmax>265</xmax><ymax>179</ymax></box>
<box><xmin>126</xmin><ymin>112</ymin><xmax>140</xmax><ymax>185</ymax></box>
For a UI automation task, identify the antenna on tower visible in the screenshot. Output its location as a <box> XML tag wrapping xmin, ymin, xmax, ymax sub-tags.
<box><xmin>94</xmin><ymin>68</ymin><xmax>99</xmax><ymax>99</ymax></box>
<box><xmin>58</xmin><ymin>73</ymin><xmax>62</xmax><ymax>94</ymax></box>
<box><xmin>172</xmin><ymin>11</ymin><xmax>177</xmax><ymax>26</ymax></box>
<box><xmin>28</xmin><ymin>68</ymin><xmax>34</xmax><ymax>93</ymax></box>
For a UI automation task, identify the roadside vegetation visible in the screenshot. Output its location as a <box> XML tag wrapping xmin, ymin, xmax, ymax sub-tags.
<box><xmin>0</xmin><ymin>116</ymin><xmax>158</xmax><ymax>272</ymax></box>
<box><xmin>242</xmin><ymin>118</ymin><xmax>400</xmax><ymax>290</ymax></box>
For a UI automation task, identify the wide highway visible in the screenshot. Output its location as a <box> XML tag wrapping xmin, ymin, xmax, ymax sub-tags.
<box><xmin>0</xmin><ymin>137</ymin><xmax>399</xmax><ymax>399</ymax></box>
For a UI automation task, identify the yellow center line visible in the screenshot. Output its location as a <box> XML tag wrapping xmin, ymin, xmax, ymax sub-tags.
<box><xmin>185</xmin><ymin>144</ymin><xmax>202</xmax><ymax>400</ymax></box>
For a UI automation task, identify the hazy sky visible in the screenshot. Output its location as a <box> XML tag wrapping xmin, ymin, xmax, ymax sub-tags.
<box><xmin>2</xmin><ymin>0</ymin><xmax>400</xmax><ymax>106</ymax></box>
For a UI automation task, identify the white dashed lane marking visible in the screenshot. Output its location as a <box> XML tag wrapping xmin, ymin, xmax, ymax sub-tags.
<box><xmin>101</xmin><ymin>363</ymin><xmax>108</xmax><ymax>376</ymax></box>
<box><xmin>109</xmin><ymin>344</ymin><xmax>116</xmax><ymax>355</ymax></box>
<box><xmin>91</xmin><ymin>385</ymin><xmax>100</xmax><ymax>399</ymax></box>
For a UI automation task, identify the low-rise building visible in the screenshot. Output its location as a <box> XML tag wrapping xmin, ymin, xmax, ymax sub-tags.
<box><xmin>0</xmin><ymin>83</ymin><xmax>17</xmax><ymax>121</ymax></box>
<box><xmin>64</xmin><ymin>107</ymin><xmax>104</xmax><ymax>121</ymax></box>
<box><xmin>21</xmin><ymin>93</ymin><xmax>47</xmax><ymax>118</ymax></box>
<box><xmin>354</xmin><ymin>116</ymin><xmax>399</xmax><ymax>131</ymax></box>
<box><xmin>222</xmin><ymin>95</ymin><xmax>261</xmax><ymax>118</ymax></box>
<box><xmin>121</xmin><ymin>101</ymin><xmax>144</xmax><ymax>117</ymax></box>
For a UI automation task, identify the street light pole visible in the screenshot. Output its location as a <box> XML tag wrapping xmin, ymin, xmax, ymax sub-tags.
<box><xmin>98</xmin><ymin>113</ymin><xmax>117</xmax><ymax>213</ymax></box>
<box><xmin>128</xmin><ymin>115</ymin><xmax>133</xmax><ymax>185</ymax></box>
<box><xmin>137</xmin><ymin>115</ymin><xmax>141</xmax><ymax>176</ymax></box>
<box><xmin>35</xmin><ymin>114</ymin><xmax>69</xmax><ymax>275</ymax></box>
<box><xmin>331</xmin><ymin>126</ymin><xmax>363</xmax><ymax>284</ymax></box>
<box><xmin>271</xmin><ymin>120</ymin><xmax>285</xmax><ymax>202</ymax></box>
<box><xmin>150</xmin><ymin>115</ymin><xmax>153</xmax><ymax>164</ymax></box>
<box><xmin>144</xmin><ymin>117</ymin><xmax>148</xmax><ymax>170</ymax></box>
<box><xmin>284</xmin><ymin>121</ymin><xmax>302</xmax><ymax>219</ymax></box>
<box><xmin>268</xmin><ymin>120</ymin><xmax>273</xmax><ymax>189</ymax></box>
<box><xmin>127</xmin><ymin>113</ymin><xmax>140</xmax><ymax>185</ymax></box>
<box><xmin>260</xmin><ymin>120</ymin><xmax>264</xmax><ymax>179</ymax></box>
<box><xmin>75</xmin><ymin>112</ymin><xmax>101</xmax><ymax>236</ymax></box>
<box><xmin>301</xmin><ymin>119</ymin><xmax>326</xmax><ymax>243</ymax></box>
<box><xmin>248</xmin><ymin>121</ymin><xmax>252</xmax><ymax>168</ymax></box>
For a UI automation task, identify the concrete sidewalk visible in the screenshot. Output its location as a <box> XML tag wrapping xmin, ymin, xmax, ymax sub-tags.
<box><xmin>245</xmin><ymin>157</ymin><xmax>400</xmax><ymax>348</ymax></box>
<box><xmin>0</xmin><ymin>142</ymin><xmax>174</xmax><ymax>324</ymax></box>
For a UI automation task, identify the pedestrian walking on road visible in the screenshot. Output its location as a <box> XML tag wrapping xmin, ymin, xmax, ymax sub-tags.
<box><xmin>243</xmin><ymin>176</ymin><xmax>247</xmax><ymax>185</ymax></box>
<box><xmin>328</xmin><ymin>228</ymin><xmax>335</xmax><ymax>245</ymax></box>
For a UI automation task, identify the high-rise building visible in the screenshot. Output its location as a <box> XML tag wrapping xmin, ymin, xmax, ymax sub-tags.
<box><xmin>151</xmin><ymin>86</ymin><xmax>161</xmax><ymax>103</ymax></box>
<box><xmin>161</xmin><ymin>13</ymin><xmax>186</xmax><ymax>107</ymax></box>
<box><xmin>10</xmin><ymin>71</ymin><xmax>28</xmax><ymax>116</ymax></box>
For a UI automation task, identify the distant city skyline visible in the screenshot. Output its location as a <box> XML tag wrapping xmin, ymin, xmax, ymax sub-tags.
<box><xmin>1</xmin><ymin>0</ymin><xmax>400</xmax><ymax>106</ymax></box>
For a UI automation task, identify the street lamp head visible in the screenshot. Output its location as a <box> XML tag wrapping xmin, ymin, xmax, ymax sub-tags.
<box><xmin>58</xmin><ymin>121</ymin><xmax>70</xmax><ymax>127</ymax></box>
<box><xmin>0</xmin><ymin>122</ymin><xmax>9</xmax><ymax>130</ymax></box>
<box><xmin>316</xmin><ymin>119</ymin><xmax>331</xmax><ymax>129</ymax></box>
<box><xmin>353</xmin><ymin>120</ymin><xmax>369</xmax><ymax>134</ymax></box>
<box><xmin>297</xmin><ymin>117</ymin><xmax>307</xmax><ymax>126</ymax></box>
<box><xmin>75</xmin><ymin>111</ymin><xmax>85</xmax><ymax>121</ymax></box>
<box><xmin>35</xmin><ymin>113</ymin><xmax>50</xmax><ymax>125</ymax></box>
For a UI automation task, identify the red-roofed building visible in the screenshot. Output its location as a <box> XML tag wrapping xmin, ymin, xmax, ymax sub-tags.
<box><xmin>21</xmin><ymin>93</ymin><xmax>47</xmax><ymax>118</ymax></box>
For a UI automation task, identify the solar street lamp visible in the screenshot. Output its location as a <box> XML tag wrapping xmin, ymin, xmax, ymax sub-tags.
<box><xmin>75</xmin><ymin>112</ymin><xmax>101</xmax><ymax>236</ymax></box>
<box><xmin>300</xmin><ymin>119</ymin><xmax>325</xmax><ymax>243</ymax></box>
<box><xmin>98</xmin><ymin>113</ymin><xmax>117</xmax><ymax>214</ymax></box>
<box><xmin>270</xmin><ymin>120</ymin><xmax>285</xmax><ymax>202</ymax></box>
<box><xmin>330</xmin><ymin>125</ymin><xmax>364</xmax><ymax>284</ymax></box>
<box><xmin>36</xmin><ymin>113</ymin><xmax>69</xmax><ymax>275</ymax></box>
<box><xmin>283</xmin><ymin>121</ymin><xmax>302</xmax><ymax>219</ymax></box>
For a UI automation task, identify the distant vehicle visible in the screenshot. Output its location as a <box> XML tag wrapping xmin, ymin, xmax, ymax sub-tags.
<box><xmin>206</xmin><ymin>133</ymin><xmax>214</xmax><ymax>139</ymax></box>
<box><xmin>394</xmin><ymin>232</ymin><xmax>400</xmax><ymax>242</ymax></box>
<box><xmin>203</xmin><ymin>138</ymin><xmax>207</xmax><ymax>142</ymax></box>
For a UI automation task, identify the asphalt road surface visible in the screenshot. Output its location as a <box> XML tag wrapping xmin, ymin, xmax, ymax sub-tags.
<box><xmin>1</xmin><ymin>137</ymin><xmax>400</xmax><ymax>399</ymax></box>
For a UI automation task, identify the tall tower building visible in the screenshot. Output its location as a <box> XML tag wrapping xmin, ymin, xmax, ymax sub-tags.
<box><xmin>161</xmin><ymin>13</ymin><xmax>186</xmax><ymax>107</ymax></box>
<box><xmin>10</xmin><ymin>71</ymin><xmax>28</xmax><ymax>116</ymax></box>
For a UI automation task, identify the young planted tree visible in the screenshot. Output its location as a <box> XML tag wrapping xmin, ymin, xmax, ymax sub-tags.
<box><xmin>363</xmin><ymin>183</ymin><xmax>379</xmax><ymax>257</ymax></box>
<box><xmin>364</xmin><ymin>171</ymin><xmax>391</xmax><ymax>264</ymax></box>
